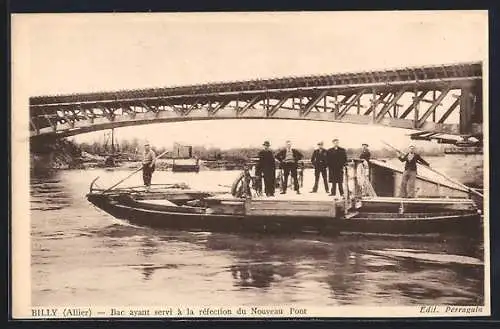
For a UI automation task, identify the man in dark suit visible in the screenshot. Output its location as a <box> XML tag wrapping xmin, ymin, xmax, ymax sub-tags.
<box><xmin>256</xmin><ymin>140</ymin><xmax>276</xmax><ymax>197</ymax></box>
<box><xmin>327</xmin><ymin>138</ymin><xmax>347</xmax><ymax>197</ymax></box>
<box><xmin>310</xmin><ymin>141</ymin><xmax>329</xmax><ymax>193</ymax></box>
<box><xmin>275</xmin><ymin>140</ymin><xmax>303</xmax><ymax>194</ymax></box>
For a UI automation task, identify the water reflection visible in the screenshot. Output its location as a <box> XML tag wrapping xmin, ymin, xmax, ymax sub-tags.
<box><xmin>324</xmin><ymin>249</ymin><xmax>364</xmax><ymax>304</ymax></box>
<box><xmin>142</xmin><ymin>267</ymin><xmax>155</xmax><ymax>281</ymax></box>
<box><xmin>139</xmin><ymin>264</ymin><xmax>180</xmax><ymax>281</ymax></box>
<box><xmin>230</xmin><ymin>264</ymin><xmax>275</xmax><ymax>288</ymax></box>
<box><xmin>214</xmin><ymin>233</ymin><xmax>482</xmax><ymax>305</ymax></box>
<box><xmin>137</xmin><ymin>237</ymin><xmax>161</xmax><ymax>281</ymax></box>
<box><xmin>130</xmin><ymin>230</ymin><xmax>483</xmax><ymax>305</ymax></box>
<box><xmin>30</xmin><ymin>171</ymin><xmax>73</xmax><ymax>211</ymax></box>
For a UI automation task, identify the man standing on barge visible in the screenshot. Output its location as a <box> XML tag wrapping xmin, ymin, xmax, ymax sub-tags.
<box><xmin>327</xmin><ymin>138</ymin><xmax>347</xmax><ymax>198</ymax></box>
<box><xmin>359</xmin><ymin>143</ymin><xmax>371</xmax><ymax>162</ymax></box>
<box><xmin>359</xmin><ymin>143</ymin><xmax>371</xmax><ymax>178</ymax></box>
<box><xmin>275</xmin><ymin>140</ymin><xmax>303</xmax><ymax>194</ymax></box>
<box><xmin>397</xmin><ymin>145</ymin><xmax>430</xmax><ymax>198</ymax></box>
<box><xmin>256</xmin><ymin>140</ymin><xmax>276</xmax><ymax>197</ymax></box>
<box><xmin>310</xmin><ymin>141</ymin><xmax>329</xmax><ymax>193</ymax></box>
<box><xmin>142</xmin><ymin>143</ymin><xmax>156</xmax><ymax>189</ymax></box>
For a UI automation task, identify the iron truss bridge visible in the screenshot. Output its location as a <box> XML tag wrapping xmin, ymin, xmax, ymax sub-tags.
<box><xmin>30</xmin><ymin>62</ymin><xmax>483</xmax><ymax>142</ymax></box>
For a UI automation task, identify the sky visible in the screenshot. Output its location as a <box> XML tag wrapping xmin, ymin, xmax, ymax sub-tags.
<box><xmin>13</xmin><ymin>11</ymin><xmax>488</xmax><ymax>150</ymax></box>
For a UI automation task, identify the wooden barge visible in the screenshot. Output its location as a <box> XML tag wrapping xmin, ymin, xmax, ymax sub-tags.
<box><xmin>87</xmin><ymin>159</ymin><xmax>483</xmax><ymax>237</ymax></box>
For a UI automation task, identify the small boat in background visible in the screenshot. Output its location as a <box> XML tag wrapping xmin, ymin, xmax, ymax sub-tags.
<box><xmin>98</xmin><ymin>128</ymin><xmax>121</xmax><ymax>168</ymax></box>
<box><xmin>87</xmin><ymin>158</ymin><xmax>482</xmax><ymax>237</ymax></box>
<box><xmin>171</xmin><ymin>143</ymin><xmax>200</xmax><ymax>173</ymax></box>
<box><xmin>172</xmin><ymin>158</ymin><xmax>200</xmax><ymax>173</ymax></box>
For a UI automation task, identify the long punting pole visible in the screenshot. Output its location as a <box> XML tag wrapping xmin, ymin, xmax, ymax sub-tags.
<box><xmin>102</xmin><ymin>149</ymin><xmax>169</xmax><ymax>193</ymax></box>
<box><xmin>381</xmin><ymin>140</ymin><xmax>483</xmax><ymax>199</ymax></box>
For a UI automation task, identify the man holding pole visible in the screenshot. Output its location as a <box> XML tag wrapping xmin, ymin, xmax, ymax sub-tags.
<box><xmin>382</xmin><ymin>140</ymin><xmax>483</xmax><ymax>200</ymax></box>
<box><xmin>397</xmin><ymin>145</ymin><xmax>429</xmax><ymax>198</ymax></box>
<box><xmin>142</xmin><ymin>143</ymin><xmax>156</xmax><ymax>188</ymax></box>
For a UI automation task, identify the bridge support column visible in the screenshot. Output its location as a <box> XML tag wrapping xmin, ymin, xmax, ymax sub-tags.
<box><xmin>334</xmin><ymin>94</ymin><xmax>339</xmax><ymax>119</ymax></box>
<box><xmin>443</xmin><ymin>152</ymin><xmax>483</xmax><ymax>188</ymax></box>
<box><xmin>459</xmin><ymin>86</ymin><xmax>473</xmax><ymax>135</ymax></box>
<box><xmin>413</xmin><ymin>90</ymin><xmax>420</xmax><ymax>128</ymax></box>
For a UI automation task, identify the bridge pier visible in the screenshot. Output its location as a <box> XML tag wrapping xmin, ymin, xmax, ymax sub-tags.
<box><xmin>459</xmin><ymin>86</ymin><xmax>474</xmax><ymax>135</ymax></box>
<box><xmin>443</xmin><ymin>152</ymin><xmax>483</xmax><ymax>188</ymax></box>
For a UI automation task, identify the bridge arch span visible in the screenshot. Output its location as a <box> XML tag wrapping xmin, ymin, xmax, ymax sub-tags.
<box><xmin>30</xmin><ymin>62</ymin><xmax>483</xmax><ymax>141</ymax></box>
<box><xmin>34</xmin><ymin>108</ymin><xmax>457</xmax><ymax>140</ymax></box>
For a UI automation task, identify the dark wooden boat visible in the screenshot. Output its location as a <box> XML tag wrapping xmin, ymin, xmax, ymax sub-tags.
<box><xmin>171</xmin><ymin>158</ymin><xmax>200</xmax><ymax>173</ymax></box>
<box><xmin>87</xmin><ymin>159</ymin><xmax>483</xmax><ymax>237</ymax></box>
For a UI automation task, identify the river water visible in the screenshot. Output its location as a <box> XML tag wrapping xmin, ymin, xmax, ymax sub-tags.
<box><xmin>30</xmin><ymin>156</ymin><xmax>485</xmax><ymax>307</ymax></box>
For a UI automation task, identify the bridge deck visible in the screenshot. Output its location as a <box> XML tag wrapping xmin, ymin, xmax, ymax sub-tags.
<box><xmin>31</xmin><ymin>62</ymin><xmax>481</xmax><ymax>107</ymax></box>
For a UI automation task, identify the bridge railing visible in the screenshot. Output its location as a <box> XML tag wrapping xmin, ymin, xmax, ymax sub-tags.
<box><xmin>30</xmin><ymin>62</ymin><xmax>481</xmax><ymax>106</ymax></box>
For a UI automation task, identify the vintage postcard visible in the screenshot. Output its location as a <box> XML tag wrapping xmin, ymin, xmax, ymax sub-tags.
<box><xmin>11</xmin><ymin>11</ymin><xmax>489</xmax><ymax>319</ymax></box>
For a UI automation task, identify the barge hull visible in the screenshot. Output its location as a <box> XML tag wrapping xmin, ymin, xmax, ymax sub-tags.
<box><xmin>87</xmin><ymin>193</ymin><xmax>482</xmax><ymax>237</ymax></box>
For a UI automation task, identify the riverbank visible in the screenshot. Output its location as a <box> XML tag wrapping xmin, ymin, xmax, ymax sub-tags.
<box><xmin>30</xmin><ymin>138</ymin><xmax>83</xmax><ymax>172</ymax></box>
<box><xmin>30</xmin><ymin>138</ymin><xmax>115</xmax><ymax>173</ymax></box>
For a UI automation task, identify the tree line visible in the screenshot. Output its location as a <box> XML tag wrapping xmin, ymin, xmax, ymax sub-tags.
<box><xmin>192</xmin><ymin>145</ymin><xmax>445</xmax><ymax>161</ymax></box>
<box><xmin>71</xmin><ymin>138</ymin><xmax>446</xmax><ymax>161</ymax></box>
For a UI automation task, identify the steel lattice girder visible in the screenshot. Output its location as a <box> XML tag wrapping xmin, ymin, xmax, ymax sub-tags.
<box><xmin>30</xmin><ymin>62</ymin><xmax>482</xmax><ymax>106</ymax></box>
<box><xmin>29</xmin><ymin>62</ymin><xmax>483</xmax><ymax>138</ymax></box>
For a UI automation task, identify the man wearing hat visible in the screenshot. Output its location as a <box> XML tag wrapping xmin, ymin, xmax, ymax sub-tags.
<box><xmin>256</xmin><ymin>140</ymin><xmax>276</xmax><ymax>197</ymax></box>
<box><xmin>275</xmin><ymin>140</ymin><xmax>303</xmax><ymax>194</ymax></box>
<box><xmin>327</xmin><ymin>138</ymin><xmax>347</xmax><ymax>197</ymax></box>
<box><xmin>358</xmin><ymin>143</ymin><xmax>371</xmax><ymax>195</ymax></box>
<box><xmin>397</xmin><ymin>145</ymin><xmax>430</xmax><ymax>198</ymax></box>
<box><xmin>359</xmin><ymin>143</ymin><xmax>371</xmax><ymax>161</ymax></box>
<box><xmin>310</xmin><ymin>141</ymin><xmax>329</xmax><ymax>193</ymax></box>
<box><xmin>142</xmin><ymin>142</ymin><xmax>156</xmax><ymax>188</ymax></box>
